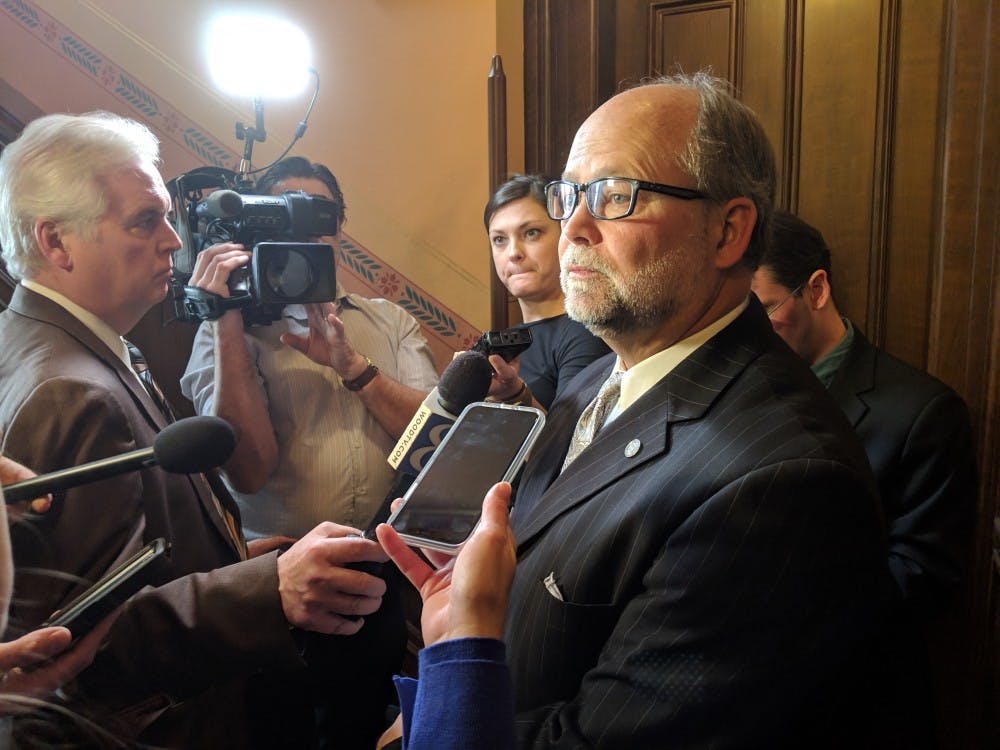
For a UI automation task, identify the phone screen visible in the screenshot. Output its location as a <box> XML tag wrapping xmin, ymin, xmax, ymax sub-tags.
<box><xmin>388</xmin><ymin>402</ymin><xmax>544</xmax><ymax>552</ymax></box>
<box><xmin>41</xmin><ymin>537</ymin><xmax>169</xmax><ymax>637</ymax></box>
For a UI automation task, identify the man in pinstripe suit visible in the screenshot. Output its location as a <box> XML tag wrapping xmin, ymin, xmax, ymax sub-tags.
<box><xmin>504</xmin><ymin>72</ymin><xmax>894</xmax><ymax>748</ymax></box>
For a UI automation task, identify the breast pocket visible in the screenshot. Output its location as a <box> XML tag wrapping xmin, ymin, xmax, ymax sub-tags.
<box><xmin>507</xmin><ymin>572</ymin><xmax>621</xmax><ymax>708</ymax></box>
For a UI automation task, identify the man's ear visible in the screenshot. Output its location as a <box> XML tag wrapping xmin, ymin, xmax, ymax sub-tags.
<box><xmin>804</xmin><ymin>269</ymin><xmax>833</xmax><ymax>310</ymax></box>
<box><xmin>714</xmin><ymin>197</ymin><xmax>756</xmax><ymax>270</ymax></box>
<box><xmin>34</xmin><ymin>219</ymin><xmax>73</xmax><ymax>271</ymax></box>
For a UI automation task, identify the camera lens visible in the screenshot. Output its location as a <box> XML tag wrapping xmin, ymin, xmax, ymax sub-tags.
<box><xmin>264</xmin><ymin>248</ymin><xmax>314</xmax><ymax>298</ymax></box>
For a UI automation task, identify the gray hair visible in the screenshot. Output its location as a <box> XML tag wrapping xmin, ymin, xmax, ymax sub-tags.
<box><xmin>648</xmin><ymin>72</ymin><xmax>776</xmax><ymax>269</ymax></box>
<box><xmin>0</xmin><ymin>111</ymin><xmax>161</xmax><ymax>280</ymax></box>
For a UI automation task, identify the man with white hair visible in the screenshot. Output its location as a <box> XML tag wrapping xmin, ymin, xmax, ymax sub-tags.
<box><xmin>0</xmin><ymin>111</ymin><xmax>394</xmax><ymax>748</ymax></box>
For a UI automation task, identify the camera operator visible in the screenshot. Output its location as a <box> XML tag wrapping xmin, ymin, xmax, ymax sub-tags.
<box><xmin>181</xmin><ymin>157</ymin><xmax>439</xmax><ymax>540</ymax></box>
<box><xmin>181</xmin><ymin>158</ymin><xmax>440</xmax><ymax>745</ymax></box>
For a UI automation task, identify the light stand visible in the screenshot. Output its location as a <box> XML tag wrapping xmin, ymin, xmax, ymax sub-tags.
<box><xmin>235</xmin><ymin>96</ymin><xmax>267</xmax><ymax>190</ymax></box>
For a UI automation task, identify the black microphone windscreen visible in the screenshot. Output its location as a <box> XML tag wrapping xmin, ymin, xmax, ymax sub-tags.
<box><xmin>153</xmin><ymin>416</ymin><xmax>236</xmax><ymax>474</ymax></box>
<box><xmin>437</xmin><ymin>351</ymin><xmax>494</xmax><ymax>415</ymax></box>
<box><xmin>203</xmin><ymin>189</ymin><xmax>243</xmax><ymax>219</ymax></box>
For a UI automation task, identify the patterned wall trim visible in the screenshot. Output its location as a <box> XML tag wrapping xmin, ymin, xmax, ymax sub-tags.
<box><xmin>1</xmin><ymin>0</ymin><xmax>481</xmax><ymax>366</ymax></box>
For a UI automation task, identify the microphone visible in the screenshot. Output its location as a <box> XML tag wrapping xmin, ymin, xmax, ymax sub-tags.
<box><xmin>196</xmin><ymin>189</ymin><xmax>243</xmax><ymax>220</ymax></box>
<box><xmin>2</xmin><ymin>416</ymin><xmax>236</xmax><ymax>505</ymax></box>
<box><xmin>387</xmin><ymin>351</ymin><xmax>494</xmax><ymax>477</ymax></box>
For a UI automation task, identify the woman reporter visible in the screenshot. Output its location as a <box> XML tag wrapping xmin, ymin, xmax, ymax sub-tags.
<box><xmin>484</xmin><ymin>175</ymin><xmax>609</xmax><ymax>410</ymax></box>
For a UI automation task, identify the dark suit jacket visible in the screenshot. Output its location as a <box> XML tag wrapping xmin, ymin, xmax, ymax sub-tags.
<box><xmin>828</xmin><ymin>327</ymin><xmax>976</xmax><ymax>612</ymax></box>
<box><xmin>0</xmin><ymin>286</ymin><xmax>309</xmax><ymax>746</ymax></box>
<box><xmin>506</xmin><ymin>299</ymin><xmax>894</xmax><ymax>749</ymax></box>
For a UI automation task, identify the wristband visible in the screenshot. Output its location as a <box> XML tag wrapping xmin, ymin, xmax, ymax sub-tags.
<box><xmin>342</xmin><ymin>357</ymin><xmax>379</xmax><ymax>392</ymax></box>
<box><xmin>504</xmin><ymin>380</ymin><xmax>534</xmax><ymax>406</ymax></box>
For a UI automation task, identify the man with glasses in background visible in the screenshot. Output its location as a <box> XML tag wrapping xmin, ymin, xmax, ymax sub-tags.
<box><xmin>752</xmin><ymin>208</ymin><xmax>976</xmax><ymax>746</ymax></box>
<box><xmin>491</xmin><ymin>72</ymin><xmax>894</xmax><ymax>748</ymax></box>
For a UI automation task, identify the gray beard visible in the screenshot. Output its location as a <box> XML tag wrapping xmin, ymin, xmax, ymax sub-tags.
<box><xmin>561</xmin><ymin>247</ymin><xmax>680</xmax><ymax>337</ymax></box>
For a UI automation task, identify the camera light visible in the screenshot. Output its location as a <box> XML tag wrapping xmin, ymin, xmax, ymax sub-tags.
<box><xmin>206</xmin><ymin>14</ymin><xmax>312</xmax><ymax>98</ymax></box>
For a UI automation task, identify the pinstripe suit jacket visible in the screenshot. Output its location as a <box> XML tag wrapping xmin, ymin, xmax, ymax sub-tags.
<box><xmin>506</xmin><ymin>299</ymin><xmax>893</xmax><ymax>749</ymax></box>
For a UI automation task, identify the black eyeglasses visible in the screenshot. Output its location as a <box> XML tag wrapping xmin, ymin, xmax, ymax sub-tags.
<box><xmin>545</xmin><ymin>177</ymin><xmax>707</xmax><ymax>221</ymax></box>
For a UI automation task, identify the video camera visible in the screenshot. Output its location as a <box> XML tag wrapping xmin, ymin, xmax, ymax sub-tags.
<box><xmin>167</xmin><ymin>166</ymin><xmax>338</xmax><ymax>325</ymax></box>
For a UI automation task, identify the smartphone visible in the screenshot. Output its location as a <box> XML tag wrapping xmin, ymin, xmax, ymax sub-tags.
<box><xmin>387</xmin><ymin>402</ymin><xmax>545</xmax><ymax>554</ymax></box>
<box><xmin>40</xmin><ymin>537</ymin><xmax>170</xmax><ymax>638</ymax></box>
<box><xmin>470</xmin><ymin>327</ymin><xmax>533</xmax><ymax>362</ymax></box>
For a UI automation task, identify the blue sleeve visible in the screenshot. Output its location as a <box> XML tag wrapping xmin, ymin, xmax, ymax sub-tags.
<box><xmin>394</xmin><ymin>637</ymin><xmax>515</xmax><ymax>750</ymax></box>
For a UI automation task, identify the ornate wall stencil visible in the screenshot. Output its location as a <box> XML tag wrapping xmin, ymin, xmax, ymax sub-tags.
<box><xmin>1</xmin><ymin>0</ymin><xmax>481</xmax><ymax>369</ymax></box>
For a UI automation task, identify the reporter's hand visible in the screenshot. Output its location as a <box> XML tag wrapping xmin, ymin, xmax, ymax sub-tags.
<box><xmin>277</xmin><ymin>522</ymin><xmax>389</xmax><ymax>635</ymax></box>
<box><xmin>0</xmin><ymin>613</ymin><xmax>119</xmax><ymax>715</ymax></box>
<box><xmin>485</xmin><ymin>355</ymin><xmax>524</xmax><ymax>401</ymax></box>
<box><xmin>187</xmin><ymin>242</ymin><xmax>250</xmax><ymax>296</ymax></box>
<box><xmin>376</xmin><ymin>482</ymin><xmax>516</xmax><ymax>645</ymax></box>
<box><xmin>0</xmin><ymin>454</ymin><xmax>50</xmax><ymax>515</ymax></box>
<box><xmin>280</xmin><ymin>303</ymin><xmax>370</xmax><ymax>381</ymax></box>
<box><xmin>376</xmin><ymin>714</ymin><xmax>404</xmax><ymax>749</ymax></box>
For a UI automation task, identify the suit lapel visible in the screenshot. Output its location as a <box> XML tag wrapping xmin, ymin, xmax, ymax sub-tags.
<box><xmin>9</xmin><ymin>287</ymin><xmax>244</xmax><ymax>556</ymax></box>
<box><xmin>10</xmin><ymin>286</ymin><xmax>170</xmax><ymax>432</ymax></box>
<box><xmin>510</xmin><ymin>358</ymin><xmax>610</xmax><ymax>524</ymax></box>
<box><xmin>513</xmin><ymin>302</ymin><xmax>768</xmax><ymax>549</ymax></box>
<box><xmin>828</xmin><ymin>329</ymin><xmax>876</xmax><ymax>428</ymax></box>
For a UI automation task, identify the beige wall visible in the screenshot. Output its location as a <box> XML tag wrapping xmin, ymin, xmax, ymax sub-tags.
<box><xmin>1</xmin><ymin>0</ymin><xmax>526</xmax><ymax>339</ymax></box>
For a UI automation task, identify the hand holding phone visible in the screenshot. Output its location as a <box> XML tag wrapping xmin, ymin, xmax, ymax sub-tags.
<box><xmin>0</xmin><ymin>614</ymin><xmax>118</xmax><ymax>714</ymax></box>
<box><xmin>387</xmin><ymin>402</ymin><xmax>544</xmax><ymax>554</ymax></box>
<box><xmin>377</xmin><ymin>481</ymin><xmax>516</xmax><ymax>645</ymax></box>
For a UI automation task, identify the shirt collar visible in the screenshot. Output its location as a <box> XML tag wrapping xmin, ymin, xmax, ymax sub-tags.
<box><xmin>616</xmin><ymin>297</ymin><xmax>750</xmax><ymax>415</ymax></box>
<box><xmin>21</xmin><ymin>279</ymin><xmax>132</xmax><ymax>370</ymax></box>
<box><xmin>811</xmin><ymin>316</ymin><xmax>854</xmax><ymax>388</ymax></box>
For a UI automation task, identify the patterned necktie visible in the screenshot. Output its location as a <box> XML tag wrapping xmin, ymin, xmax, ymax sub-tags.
<box><xmin>126</xmin><ymin>341</ymin><xmax>246</xmax><ymax>559</ymax></box>
<box><xmin>561</xmin><ymin>371</ymin><xmax>624</xmax><ymax>472</ymax></box>
<box><xmin>126</xmin><ymin>341</ymin><xmax>176</xmax><ymax>421</ymax></box>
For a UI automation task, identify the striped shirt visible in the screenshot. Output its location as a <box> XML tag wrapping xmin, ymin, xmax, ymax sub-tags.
<box><xmin>181</xmin><ymin>295</ymin><xmax>439</xmax><ymax>537</ymax></box>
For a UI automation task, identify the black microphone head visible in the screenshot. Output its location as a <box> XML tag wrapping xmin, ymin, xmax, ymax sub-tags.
<box><xmin>153</xmin><ymin>416</ymin><xmax>236</xmax><ymax>474</ymax></box>
<box><xmin>437</xmin><ymin>351</ymin><xmax>494</xmax><ymax>415</ymax></box>
<box><xmin>198</xmin><ymin>189</ymin><xmax>243</xmax><ymax>219</ymax></box>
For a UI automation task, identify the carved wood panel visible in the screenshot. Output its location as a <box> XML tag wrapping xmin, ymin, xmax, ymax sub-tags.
<box><xmin>525</xmin><ymin>0</ymin><xmax>616</xmax><ymax>177</ymax></box>
<box><xmin>649</xmin><ymin>1</ymin><xmax>742</xmax><ymax>87</ymax></box>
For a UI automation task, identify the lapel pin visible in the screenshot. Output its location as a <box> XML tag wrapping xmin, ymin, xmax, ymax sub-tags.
<box><xmin>624</xmin><ymin>439</ymin><xmax>642</xmax><ymax>458</ymax></box>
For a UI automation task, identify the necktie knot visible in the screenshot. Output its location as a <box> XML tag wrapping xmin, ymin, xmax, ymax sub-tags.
<box><xmin>562</xmin><ymin>371</ymin><xmax>623</xmax><ymax>471</ymax></box>
<box><xmin>126</xmin><ymin>341</ymin><xmax>174</xmax><ymax>421</ymax></box>
<box><xmin>126</xmin><ymin>341</ymin><xmax>148</xmax><ymax>372</ymax></box>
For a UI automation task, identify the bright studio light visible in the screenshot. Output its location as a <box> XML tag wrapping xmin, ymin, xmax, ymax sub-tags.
<box><xmin>206</xmin><ymin>14</ymin><xmax>312</xmax><ymax>98</ymax></box>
